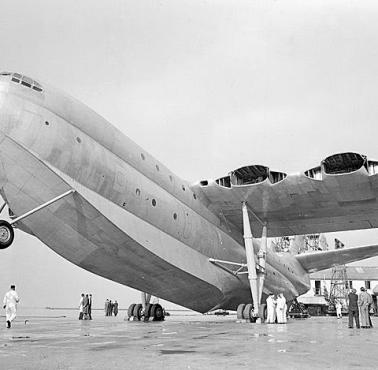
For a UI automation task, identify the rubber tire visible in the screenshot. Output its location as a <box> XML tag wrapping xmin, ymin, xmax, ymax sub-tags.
<box><xmin>258</xmin><ymin>303</ymin><xmax>267</xmax><ymax>323</ymax></box>
<box><xmin>243</xmin><ymin>303</ymin><xmax>253</xmax><ymax>320</ymax></box>
<box><xmin>0</xmin><ymin>220</ymin><xmax>14</xmax><ymax>249</ymax></box>
<box><xmin>151</xmin><ymin>304</ymin><xmax>165</xmax><ymax>321</ymax></box>
<box><xmin>133</xmin><ymin>303</ymin><xmax>143</xmax><ymax>320</ymax></box>
<box><xmin>127</xmin><ymin>304</ymin><xmax>136</xmax><ymax>318</ymax></box>
<box><xmin>237</xmin><ymin>304</ymin><xmax>246</xmax><ymax>320</ymax></box>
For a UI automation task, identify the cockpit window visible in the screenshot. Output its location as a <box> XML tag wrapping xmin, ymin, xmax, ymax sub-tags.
<box><xmin>32</xmin><ymin>82</ymin><xmax>43</xmax><ymax>92</ymax></box>
<box><xmin>0</xmin><ymin>72</ymin><xmax>44</xmax><ymax>93</ymax></box>
<box><xmin>21</xmin><ymin>76</ymin><xmax>33</xmax><ymax>88</ymax></box>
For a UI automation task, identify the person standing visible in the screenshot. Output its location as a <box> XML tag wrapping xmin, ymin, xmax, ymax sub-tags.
<box><xmin>266</xmin><ymin>294</ymin><xmax>276</xmax><ymax>323</ymax></box>
<box><xmin>105</xmin><ymin>299</ymin><xmax>109</xmax><ymax>316</ymax></box>
<box><xmin>82</xmin><ymin>294</ymin><xmax>89</xmax><ymax>320</ymax></box>
<box><xmin>358</xmin><ymin>287</ymin><xmax>372</xmax><ymax>328</ymax></box>
<box><xmin>335</xmin><ymin>301</ymin><xmax>342</xmax><ymax>319</ymax></box>
<box><xmin>88</xmin><ymin>294</ymin><xmax>92</xmax><ymax>320</ymax></box>
<box><xmin>108</xmin><ymin>300</ymin><xmax>113</xmax><ymax>316</ymax></box>
<box><xmin>276</xmin><ymin>293</ymin><xmax>287</xmax><ymax>323</ymax></box>
<box><xmin>113</xmin><ymin>300</ymin><xmax>119</xmax><ymax>317</ymax></box>
<box><xmin>78</xmin><ymin>293</ymin><xmax>84</xmax><ymax>320</ymax></box>
<box><xmin>3</xmin><ymin>285</ymin><xmax>20</xmax><ymax>328</ymax></box>
<box><xmin>348</xmin><ymin>288</ymin><xmax>360</xmax><ymax>328</ymax></box>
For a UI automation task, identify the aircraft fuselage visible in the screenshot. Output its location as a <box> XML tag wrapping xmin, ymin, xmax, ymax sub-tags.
<box><xmin>0</xmin><ymin>73</ymin><xmax>310</xmax><ymax>312</ymax></box>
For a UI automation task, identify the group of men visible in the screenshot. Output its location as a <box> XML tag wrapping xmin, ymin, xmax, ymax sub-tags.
<box><xmin>348</xmin><ymin>287</ymin><xmax>374</xmax><ymax>329</ymax></box>
<box><xmin>3</xmin><ymin>285</ymin><xmax>19</xmax><ymax>328</ymax></box>
<box><xmin>266</xmin><ymin>293</ymin><xmax>287</xmax><ymax>324</ymax></box>
<box><xmin>79</xmin><ymin>293</ymin><xmax>92</xmax><ymax>320</ymax></box>
<box><xmin>104</xmin><ymin>299</ymin><xmax>119</xmax><ymax>316</ymax></box>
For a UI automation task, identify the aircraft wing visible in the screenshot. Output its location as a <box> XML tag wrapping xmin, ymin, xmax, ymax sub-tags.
<box><xmin>295</xmin><ymin>245</ymin><xmax>378</xmax><ymax>273</ymax></box>
<box><xmin>192</xmin><ymin>152</ymin><xmax>378</xmax><ymax>237</ymax></box>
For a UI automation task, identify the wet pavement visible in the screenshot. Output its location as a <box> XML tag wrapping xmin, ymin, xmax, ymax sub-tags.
<box><xmin>0</xmin><ymin>313</ymin><xmax>377</xmax><ymax>369</ymax></box>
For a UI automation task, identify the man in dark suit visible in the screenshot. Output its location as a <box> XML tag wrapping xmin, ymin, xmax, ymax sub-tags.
<box><xmin>348</xmin><ymin>288</ymin><xmax>360</xmax><ymax>328</ymax></box>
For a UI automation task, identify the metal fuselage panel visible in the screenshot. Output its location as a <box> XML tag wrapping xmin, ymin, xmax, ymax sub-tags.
<box><xmin>0</xmin><ymin>78</ymin><xmax>310</xmax><ymax>311</ymax></box>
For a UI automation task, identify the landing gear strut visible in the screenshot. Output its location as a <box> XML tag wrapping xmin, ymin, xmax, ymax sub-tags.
<box><xmin>0</xmin><ymin>189</ymin><xmax>75</xmax><ymax>249</ymax></box>
<box><xmin>237</xmin><ymin>202</ymin><xmax>268</xmax><ymax>323</ymax></box>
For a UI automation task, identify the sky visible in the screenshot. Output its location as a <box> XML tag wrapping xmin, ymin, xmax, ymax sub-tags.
<box><xmin>1</xmin><ymin>0</ymin><xmax>378</xmax><ymax>308</ymax></box>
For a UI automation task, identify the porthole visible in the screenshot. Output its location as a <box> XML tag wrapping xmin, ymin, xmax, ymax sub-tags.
<box><xmin>152</xmin><ymin>199</ymin><xmax>156</xmax><ymax>206</ymax></box>
<box><xmin>136</xmin><ymin>188</ymin><xmax>141</xmax><ymax>196</ymax></box>
<box><xmin>173</xmin><ymin>213</ymin><xmax>177</xmax><ymax>220</ymax></box>
<box><xmin>45</xmin><ymin>121</ymin><xmax>49</xmax><ymax>126</ymax></box>
<box><xmin>76</xmin><ymin>137</ymin><xmax>81</xmax><ymax>143</ymax></box>
<box><xmin>156</xmin><ymin>165</ymin><xmax>160</xmax><ymax>171</ymax></box>
<box><xmin>141</xmin><ymin>153</ymin><xmax>145</xmax><ymax>160</ymax></box>
<box><xmin>182</xmin><ymin>185</ymin><xmax>185</xmax><ymax>191</ymax></box>
<box><xmin>169</xmin><ymin>175</ymin><xmax>173</xmax><ymax>182</ymax></box>
<box><xmin>193</xmin><ymin>193</ymin><xmax>197</xmax><ymax>200</ymax></box>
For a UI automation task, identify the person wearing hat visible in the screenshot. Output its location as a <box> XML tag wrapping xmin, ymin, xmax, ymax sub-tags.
<box><xmin>2</xmin><ymin>285</ymin><xmax>20</xmax><ymax>328</ymax></box>
<box><xmin>348</xmin><ymin>288</ymin><xmax>360</xmax><ymax>328</ymax></box>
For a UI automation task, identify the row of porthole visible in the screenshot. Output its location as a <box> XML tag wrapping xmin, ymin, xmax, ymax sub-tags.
<box><xmin>45</xmin><ymin>129</ymin><xmax>197</xmax><ymax>204</ymax></box>
<box><xmin>44</xmin><ymin>125</ymin><xmax>196</xmax><ymax>208</ymax></box>
<box><xmin>140</xmin><ymin>152</ymin><xmax>197</xmax><ymax>200</ymax></box>
<box><xmin>44</xmin><ymin>124</ymin><xmax>197</xmax><ymax>201</ymax></box>
<box><xmin>45</xmin><ymin>121</ymin><xmax>83</xmax><ymax>144</ymax></box>
<box><xmin>44</xmin><ymin>124</ymin><xmax>187</xmax><ymax>201</ymax></box>
<box><xmin>135</xmin><ymin>187</ymin><xmax>179</xmax><ymax>220</ymax></box>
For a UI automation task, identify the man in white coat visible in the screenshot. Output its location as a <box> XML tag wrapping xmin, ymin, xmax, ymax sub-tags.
<box><xmin>276</xmin><ymin>293</ymin><xmax>287</xmax><ymax>324</ymax></box>
<box><xmin>266</xmin><ymin>294</ymin><xmax>277</xmax><ymax>323</ymax></box>
<box><xmin>3</xmin><ymin>285</ymin><xmax>20</xmax><ymax>328</ymax></box>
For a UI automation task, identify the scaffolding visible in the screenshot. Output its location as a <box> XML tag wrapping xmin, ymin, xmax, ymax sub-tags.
<box><xmin>327</xmin><ymin>239</ymin><xmax>349</xmax><ymax>312</ymax></box>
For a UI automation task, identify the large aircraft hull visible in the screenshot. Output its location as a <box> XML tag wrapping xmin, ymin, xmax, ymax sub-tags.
<box><xmin>0</xmin><ymin>76</ymin><xmax>309</xmax><ymax>312</ymax></box>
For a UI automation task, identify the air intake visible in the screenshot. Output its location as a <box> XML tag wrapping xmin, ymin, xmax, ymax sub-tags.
<box><xmin>322</xmin><ymin>152</ymin><xmax>366</xmax><ymax>175</ymax></box>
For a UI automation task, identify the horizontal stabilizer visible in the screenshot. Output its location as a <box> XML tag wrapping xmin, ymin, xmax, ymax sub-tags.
<box><xmin>295</xmin><ymin>244</ymin><xmax>378</xmax><ymax>273</ymax></box>
<box><xmin>310</xmin><ymin>266</ymin><xmax>378</xmax><ymax>280</ymax></box>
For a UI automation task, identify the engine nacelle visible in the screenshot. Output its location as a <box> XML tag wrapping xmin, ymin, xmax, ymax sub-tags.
<box><xmin>213</xmin><ymin>165</ymin><xmax>287</xmax><ymax>187</ymax></box>
<box><xmin>322</xmin><ymin>152</ymin><xmax>366</xmax><ymax>175</ymax></box>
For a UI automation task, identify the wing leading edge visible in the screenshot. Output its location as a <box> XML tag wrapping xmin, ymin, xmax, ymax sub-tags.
<box><xmin>295</xmin><ymin>244</ymin><xmax>378</xmax><ymax>273</ymax></box>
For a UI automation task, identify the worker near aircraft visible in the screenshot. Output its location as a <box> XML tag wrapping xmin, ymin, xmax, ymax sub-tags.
<box><xmin>3</xmin><ymin>285</ymin><xmax>20</xmax><ymax>329</ymax></box>
<box><xmin>266</xmin><ymin>294</ymin><xmax>277</xmax><ymax>323</ymax></box>
<box><xmin>78</xmin><ymin>293</ymin><xmax>84</xmax><ymax>320</ymax></box>
<box><xmin>105</xmin><ymin>299</ymin><xmax>109</xmax><ymax>316</ymax></box>
<box><xmin>348</xmin><ymin>288</ymin><xmax>360</xmax><ymax>329</ymax></box>
<box><xmin>88</xmin><ymin>294</ymin><xmax>92</xmax><ymax>320</ymax></box>
<box><xmin>113</xmin><ymin>300</ymin><xmax>119</xmax><ymax>317</ymax></box>
<box><xmin>358</xmin><ymin>287</ymin><xmax>373</xmax><ymax>328</ymax></box>
<box><xmin>276</xmin><ymin>293</ymin><xmax>287</xmax><ymax>323</ymax></box>
<box><xmin>335</xmin><ymin>301</ymin><xmax>342</xmax><ymax>319</ymax></box>
<box><xmin>82</xmin><ymin>294</ymin><xmax>90</xmax><ymax>319</ymax></box>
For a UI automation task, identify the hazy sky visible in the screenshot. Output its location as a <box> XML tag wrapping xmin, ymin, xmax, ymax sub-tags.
<box><xmin>1</xmin><ymin>0</ymin><xmax>378</xmax><ymax>308</ymax></box>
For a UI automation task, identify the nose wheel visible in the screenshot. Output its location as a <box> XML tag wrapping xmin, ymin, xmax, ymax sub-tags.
<box><xmin>0</xmin><ymin>220</ymin><xmax>14</xmax><ymax>249</ymax></box>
